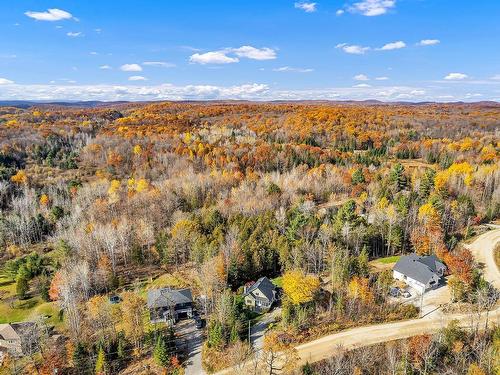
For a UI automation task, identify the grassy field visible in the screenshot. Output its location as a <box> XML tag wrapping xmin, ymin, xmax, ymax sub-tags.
<box><xmin>377</xmin><ymin>255</ymin><xmax>401</xmax><ymax>264</ymax></box>
<box><xmin>0</xmin><ymin>276</ymin><xmax>63</xmax><ymax>329</ymax></box>
<box><xmin>271</xmin><ymin>276</ymin><xmax>283</xmax><ymax>288</ymax></box>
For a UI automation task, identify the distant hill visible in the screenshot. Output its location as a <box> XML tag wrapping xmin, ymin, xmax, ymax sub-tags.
<box><xmin>0</xmin><ymin>99</ymin><xmax>498</xmax><ymax>109</ymax></box>
<box><xmin>0</xmin><ymin>100</ymin><xmax>131</xmax><ymax>109</ymax></box>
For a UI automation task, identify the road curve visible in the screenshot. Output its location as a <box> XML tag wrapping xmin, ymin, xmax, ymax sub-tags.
<box><xmin>216</xmin><ymin>226</ymin><xmax>500</xmax><ymax>374</ymax></box>
<box><xmin>465</xmin><ymin>225</ymin><xmax>500</xmax><ymax>289</ymax></box>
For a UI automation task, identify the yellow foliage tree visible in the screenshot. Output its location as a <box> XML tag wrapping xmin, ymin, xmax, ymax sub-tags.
<box><xmin>39</xmin><ymin>194</ymin><xmax>50</xmax><ymax>206</ymax></box>
<box><xmin>347</xmin><ymin>276</ymin><xmax>374</xmax><ymax>304</ymax></box>
<box><xmin>467</xmin><ymin>363</ymin><xmax>486</xmax><ymax>375</ymax></box>
<box><xmin>133</xmin><ymin>144</ymin><xmax>142</xmax><ymax>155</ymax></box>
<box><xmin>282</xmin><ymin>270</ymin><xmax>320</xmax><ymax>305</ymax></box>
<box><xmin>11</xmin><ymin>170</ymin><xmax>27</xmax><ymax>185</ymax></box>
<box><xmin>135</xmin><ymin>179</ymin><xmax>149</xmax><ymax>192</ymax></box>
<box><xmin>120</xmin><ymin>292</ymin><xmax>145</xmax><ymax>348</ymax></box>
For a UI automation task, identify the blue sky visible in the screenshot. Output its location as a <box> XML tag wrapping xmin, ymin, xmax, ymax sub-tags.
<box><xmin>0</xmin><ymin>0</ymin><xmax>499</xmax><ymax>101</ymax></box>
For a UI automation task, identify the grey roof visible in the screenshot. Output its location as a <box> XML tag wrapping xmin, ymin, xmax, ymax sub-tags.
<box><xmin>0</xmin><ymin>322</ymin><xmax>35</xmax><ymax>341</ymax></box>
<box><xmin>147</xmin><ymin>288</ymin><xmax>193</xmax><ymax>309</ymax></box>
<box><xmin>244</xmin><ymin>277</ymin><xmax>276</xmax><ymax>301</ymax></box>
<box><xmin>417</xmin><ymin>254</ymin><xmax>446</xmax><ymax>273</ymax></box>
<box><xmin>393</xmin><ymin>254</ymin><xmax>444</xmax><ymax>285</ymax></box>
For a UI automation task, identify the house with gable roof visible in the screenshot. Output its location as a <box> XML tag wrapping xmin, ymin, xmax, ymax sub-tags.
<box><xmin>393</xmin><ymin>254</ymin><xmax>446</xmax><ymax>294</ymax></box>
<box><xmin>147</xmin><ymin>287</ymin><xmax>194</xmax><ymax>324</ymax></box>
<box><xmin>243</xmin><ymin>277</ymin><xmax>278</xmax><ymax>313</ymax></box>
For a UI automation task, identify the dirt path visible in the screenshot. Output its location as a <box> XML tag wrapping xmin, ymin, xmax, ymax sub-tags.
<box><xmin>464</xmin><ymin>225</ymin><xmax>500</xmax><ymax>288</ymax></box>
<box><xmin>215</xmin><ymin>226</ymin><xmax>500</xmax><ymax>374</ymax></box>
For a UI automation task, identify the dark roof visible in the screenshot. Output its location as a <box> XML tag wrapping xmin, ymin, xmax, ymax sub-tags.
<box><xmin>417</xmin><ymin>254</ymin><xmax>445</xmax><ymax>273</ymax></box>
<box><xmin>244</xmin><ymin>277</ymin><xmax>276</xmax><ymax>301</ymax></box>
<box><xmin>147</xmin><ymin>288</ymin><xmax>193</xmax><ymax>309</ymax></box>
<box><xmin>393</xmin><ymin>254</ymin><xmax>445</xmax><ymax>285</ymax></box>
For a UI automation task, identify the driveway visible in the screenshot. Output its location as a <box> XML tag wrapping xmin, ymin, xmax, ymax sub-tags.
<box><xmin>175</xmin><ymin>320</ymin><xmax>205</xmax><ymax>375</ymax></box>
<box><xmin>398</xmin><ymin>281</ymin><xmax>450</xmax><ymax>318</ymax></box>
<box><xmin>250</xmin><ymin>308</ymin><xmax>281</xmax><ymax>350</ymax></box>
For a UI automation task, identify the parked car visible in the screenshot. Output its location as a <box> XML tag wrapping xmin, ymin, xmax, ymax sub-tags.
<box><xmin>194</xmin><ymin>316</ymin><xmax>205</xmax><ymax>329</ymax></box>
<box><xmin>389</xmin><ymin>287</ymin><xmax>400</xmax><ymax>297</ymax></box>
<box><xmin>109</xmin><ymin>295</ymin><xmax>121</xmax><ymax>304</ymax></box>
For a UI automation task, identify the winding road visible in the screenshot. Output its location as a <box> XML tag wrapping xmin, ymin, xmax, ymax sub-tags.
<box><xmin>216</xmin><ymin>226</ymin><xmax>500</xmax><ymax>374</ymax></box>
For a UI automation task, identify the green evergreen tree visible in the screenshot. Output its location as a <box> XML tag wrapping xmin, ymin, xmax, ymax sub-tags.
<box><xmin>419</xmin><ymin>168</ymin><xmax>436</xmax><ymax>199</ymax></box>
<box><xmin>16</xmin><ymin>268</ymin><xmax>29</xmax><ymax>299</ymax></box>
<box><xmin>94</xmin><ymin>346</ymin><xmax>107</xmax><ymax>374</ymax></box>
<box><xmin>73</xmin><ymin>342</ymin><xmax>90</xmax><ymax>374</ymax></box>
<box><xmin>117</xmin><ymin>335</ymin><xmax>126</xmax><ymax>361</ymax></box>
<box><xmin>357</xmin><ymin>246</ymin><xmax>370</xmax><ymax>277</ymax></box>
<box><xmin>153</xmin><ymin>334</ymin><xmax>170</xmax><ymax>368</ymax></box>
<box><xmin>389</xmin><ymin>163</ymin><xmax>408</xmax><ymax>192</ymax></box>
<box><xmin>351</xmin><ymin>168</ymin><xmax>365</xmax><ymax>185</ymax></box>
<box><xmin>229</xmin><ymin>323</ymin><xmax>239</xmax><ymax>343</ymax></box>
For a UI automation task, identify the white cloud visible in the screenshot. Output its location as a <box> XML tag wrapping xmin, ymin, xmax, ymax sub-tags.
<box><xmin>143</xmin><ymin>61</ymin><xmax>176</xmax><ymax>68</ymax></box>
<box><xmin>409</xmin><ymin>90</ymin><xmax>425</xmax><ymax>96</ymax></box>
<box><xmin>375</xmin><ymin>76</ymin><xmax>389</xmax><ymax>80</ymax></box>
<box><xmin>444</xmin><ymin>72</ymin><xmax>468</xmax><ymax>80</ymax></box>
<box><xmin>25</xmin><ymin>8</ymin><xmax>74</xmax><ymax>22</ymax></box>
<box><xmin>0</xmin><ymin>78</ymin><xmax>14</xmax><ymax>85</ymax></box>
<box><xmin>490</xmin><ymin>74</ymin><xmax>500</xmax><ymax>80</ymax></box>
<box><xmin>232</xmin><ymin>46</ymin><xmax>276</xmax><ymax>60</ymax></box>
<box><xmin>465</xmin><ymin>93</ymin><xmax>482</xmax><ymax>98</ymax></box>
<box><xmin>336</xmin><ymin>9</ymin><xmax>345</xmax><ymax>16</ymax></box>
<box><xmin>99</xmin><ymin>65</ymin><xmax>112</xmax><ymax>70</ymax></box>
<box><xmin>294</xmin><ymin>2</ymin><xmax>317</xmax><ymax>13</ymax></box>
<box><xmin>273</xmin><ymin>66</ymin><xmax>314</xmax><ymax>73</ymax></box>
<box><xmin>418</xmin><ymin>39</ymin><xmax>440</xmax><ymax>46</ymax></box>
<box><xmin>336</xmin><ymin>43</ymin><xmax>370</xmax><ymax>55</ymax></box>
<box><xmin>354</xmin><ymin>74</ymin><xmax>369</xmax><ymax>81</ymax></box>
<box><xmin>353</xmin><ymin>83</ymin><xmax>372</xmax><ymax>88</ymax></box>
<box><xmin>120</xmin><ymin>64</ymin><xmax>143</xmax><ymax>72</ymax></box>
<box><xmin>67</xmin><ymin>32</ymin><xmax>83</xmax><ymax>37</ymax></box>
<box><xmin>379</xmin><ymin>41</ymin><xmax>406</xmax><ymax>50</ymax></box>
<box><xmin>0</xmin><ymin>82</ymin><xmax>495</xmax><ymax>102</ymax></box>
<box><xmin>190</xmin><ymin>51</ymin><xmax>239</xmax><ymax>65</ymax></box>
<box><xmin>128</xmin><ymin>76</ymin><xmax>147</xmax><ymax>81</ymax></box>
<box><xmin>190</xmin><ymin>46</ymin><xmax>277</xmax><ymax>64</ymax></box>
<box><xmin>349</xmin><ymin>0</ymin><xmax>396</xmax><ymax>16</ymax></box>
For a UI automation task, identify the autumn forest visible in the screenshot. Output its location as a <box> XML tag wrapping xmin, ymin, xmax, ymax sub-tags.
<box><xmin>0</xmin><ymin>101</ymin><xmax>499</xmax><ymax>374</ymax></box>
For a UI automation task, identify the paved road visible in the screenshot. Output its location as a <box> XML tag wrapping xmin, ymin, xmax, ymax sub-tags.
<box><xmin>216</xmin><ymin>226</ymin><xmax>500</xmax><ymax>374</ymax></box>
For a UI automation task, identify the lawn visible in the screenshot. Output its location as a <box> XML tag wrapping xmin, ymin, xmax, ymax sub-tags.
<box><xmin>271</xmin><ymin>276</ymin><xmax>283</xmax><ymax>288</ymax></box>
<box><xmin>0</xmin><ymin>276</ymin><xmax>63</xmax><ymax>329</ymax></box>
<box><xmin>378</xmin><ymin>255</ymin><xmax>401</xmax><ymax>264</ymax></box>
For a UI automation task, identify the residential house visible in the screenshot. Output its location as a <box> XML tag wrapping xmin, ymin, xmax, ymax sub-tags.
<box><xmin>147</xmin><ymin>287</ymin><xmax>193</xmax><ymax>325</ymax></box>
<box><xmin>243</xmin><ymin>277</ymin><xmax>278</xmax><ymax>312</ymax></box>
<box><xmin>393</xmin><ymin>254</ymin><xmax>447</xmax><ymax>294</ymax></box>
<box><xmin>0</xmin><ymin>322</ymin><xmax>36</xmax><ymax>357</ymax></box>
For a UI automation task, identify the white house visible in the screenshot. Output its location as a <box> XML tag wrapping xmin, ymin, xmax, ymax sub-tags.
<box><xmin>243</xmin><ymin>277</ymin><xmax>278</xmax><ymax>313</ymax></box>
<box><xmin>393</xmin><ymin>254</ymin><xmax>446</xmax><ymax>294</ymax></box>
<box><xmin>0</xmin><ymin>322</ymin><xmax>36</xmax><ymax>357</ymax></box>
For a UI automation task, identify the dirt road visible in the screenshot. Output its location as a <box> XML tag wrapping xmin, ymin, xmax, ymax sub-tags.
<box><xmin>465</xmin><ymin>225</ymin><xmax>500</xmax><ymax>288</ymax></box>
<box><xmin>215</xmin><ymin>226</ymin><xmax>500</xmax><ymax>374</ymax></box>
